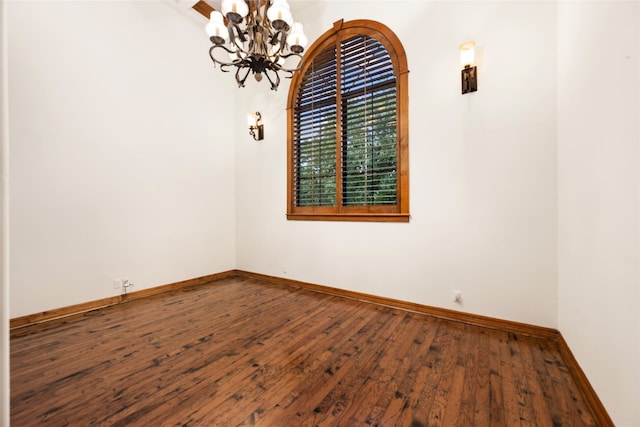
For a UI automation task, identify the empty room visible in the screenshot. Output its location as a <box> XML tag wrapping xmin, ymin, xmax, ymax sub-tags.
<box><xmin>1</xmin><ymin>0</ymin><xmax>639</xmax><ymax>425</ymax></box>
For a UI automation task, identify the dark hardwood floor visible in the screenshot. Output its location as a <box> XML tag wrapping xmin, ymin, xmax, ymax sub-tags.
<box><xmin>10</xmin><ymin>276</ymin><xmax>598</xmax><ymax>426</ymax></box>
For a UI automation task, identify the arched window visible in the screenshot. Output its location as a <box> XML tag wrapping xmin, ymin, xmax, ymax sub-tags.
<box><xmin>287</xmin><ymin>19</ymin><xmax>409</xmax><ymax>222</ymax></box>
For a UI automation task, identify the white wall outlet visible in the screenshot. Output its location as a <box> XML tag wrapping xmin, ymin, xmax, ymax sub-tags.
<box><xmin>282</xmin><ymin>265</ymin><xmax>288</xmax><ymax>274</ymax></box>
<box><xmin>453</xmin><ymin>290</ymin><xmax>462</xmax><ymax>304</ymax></box>
<box><xmin>113</xmin><ymin>278</ymin><xmax>122</xmax><ymax>289</ymax></box>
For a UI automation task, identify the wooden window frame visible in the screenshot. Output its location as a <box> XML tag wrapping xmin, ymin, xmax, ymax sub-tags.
<box><xmin>287</xmin><ymin>19</ymin><xmax>410</xmax><ymax>222</ymax></box>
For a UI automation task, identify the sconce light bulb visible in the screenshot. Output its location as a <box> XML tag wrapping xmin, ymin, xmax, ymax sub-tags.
<box><xmin>460</xmin><ymin>41</ymin><xmax>476</xmax><ymax>68</ymax></box>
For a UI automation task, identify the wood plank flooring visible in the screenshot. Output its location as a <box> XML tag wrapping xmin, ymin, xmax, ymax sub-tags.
<box><xmin>10</xmin><ymin>277</ymin><xmax>598</xmax><ymax>426</ymax></box>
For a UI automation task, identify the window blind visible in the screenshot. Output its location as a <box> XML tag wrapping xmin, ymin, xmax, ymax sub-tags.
<box><xmin>340</xmin><ymin>36</ymin><xmax>397</xmax><ymax>206</ymax></box>
<box><xmin>293</xmin><ymin>46</ymin><xmax>338</xmax><ymax>207</ymax></box>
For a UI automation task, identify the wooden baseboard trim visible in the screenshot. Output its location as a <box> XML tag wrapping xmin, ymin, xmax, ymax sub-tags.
<box><xmin>9</xmin><ymin>270</ymin><xmax>237</xmax><ymax>330</ymax></box>
<box><xmin>234</xmin><ymin>270</ymin><xmax>560</xmax><ymax>340</ymax></box>
<box><xmin>557</xmin><ymin>333</ymin><xmax>614</xmax><ymax>426</ymax></box>
<box><xmin>10</xmin><ymin>269</ymin><xmax>558</xmax><ymax>339</ymax></box>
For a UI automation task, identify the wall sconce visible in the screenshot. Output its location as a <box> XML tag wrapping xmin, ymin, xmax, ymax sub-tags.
<box><xmin>247</xmin><ymin>111</ymin><xmax>264</xmax><ymax>141</ymax></box>
<box><xmin>460</xmin><ymin>41</ymin><xmax>477</xmax><ymax>94</ymax></box>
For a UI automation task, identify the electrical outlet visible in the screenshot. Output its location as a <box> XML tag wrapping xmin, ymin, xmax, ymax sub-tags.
<box><xmin>282</xmin><ymin>265</ymin><xmax>288</xmax><ymax>274</ymax></box>
<box><xmin>453</xmin><ymin>290</ymin><xmax>462</xmax><ymax>304</ymax></box>
<box><xmin>113</xmin><ymin>278</ymin><xmax>122</xmax><ymax>289</ymax></box>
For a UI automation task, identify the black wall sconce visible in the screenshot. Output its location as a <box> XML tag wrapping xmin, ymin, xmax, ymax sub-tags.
<box><xmin>247</xmin><ymin>111</ymin><xmax>264</xmax><ymax>141</ymax></box>
<box><xmin>460</xmin><ymin>41</ymin><xmax>477</xmax><ymax>94</ymax></box>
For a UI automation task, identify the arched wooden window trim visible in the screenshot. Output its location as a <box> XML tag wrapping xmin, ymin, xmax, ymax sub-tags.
<box><xmin>286</xmin><ymin>19</ymin><xmax>409</xmax><ymax>222</ymax></box>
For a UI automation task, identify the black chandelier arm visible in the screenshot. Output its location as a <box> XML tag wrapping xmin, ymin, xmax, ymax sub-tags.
<box><xmin>228</xmin><ymin>21</ymin><xmax>247</xmax><ymax>44</ymax></box>
<box><xmin>209</xmin><ymin>45</ymin><xmax>245</xmax><ymax>69</ymax></box>
<box><xmin>273</xmin><ymin>52</ymin><xmax>305</xmax><ymax>73</ymax></box>
<box><xmin>280</xmin><ymin>69</ymin><xmax>295</xmax><ymax>80</ymax></box>
<box><xmin>262</xmin><ymin>68</ymin><xmax>281</xmax><ymax>91</ymax></box>
<box><xmin>277</xmin><ymin>30</ymin><xmax>287</xmax><ymax>52</ymax></box>
<box><xmin>269</xmin><ymin>66</ymin><xmax>295</xmax><ymax>83</ymax></box>
<box><xmin>227</xmin><ymin>27</ymin><xmax>255</xmax><ymax>62</ymax></box>
<box><xmin>235</xmin><ymin>65</ymin><xmax>252</xmax><ymax>88</ymax></box>
<box><xmin>268</xmin><ymin>32</ymin><xmax>279</xmax><ymax>46</ymax></box>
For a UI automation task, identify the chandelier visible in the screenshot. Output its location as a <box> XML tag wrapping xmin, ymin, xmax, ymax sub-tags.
<box><xmin>205</xmin><ymin>0</ymin><xmax>308</xmax><ymax>91</ymax></box>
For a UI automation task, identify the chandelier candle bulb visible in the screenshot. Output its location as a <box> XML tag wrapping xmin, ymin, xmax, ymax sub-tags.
<box><xmin>287</xmin><ymin>22</ymin><xmax>308</xmax><ymax>53</ymax></box>
<box><xmin>206</xmin><ymin>11</ymin><xmax>229</xmax><ymax>45</ymax></box>
<box><xmin>267</xmin><ymin>0</ymin><xmax>293</xmax><ymax>29</ymax></box>
<box><xmin>221</xmin><ymin>0</ymin><xmax>248</xmax><ymax>22</ymax></box>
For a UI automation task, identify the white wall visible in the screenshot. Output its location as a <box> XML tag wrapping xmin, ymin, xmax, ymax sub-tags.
<box><xmin>557</xmin><ymin>1</ymin><xmax>640</xmax><ymax>425</ymax></box>
<box><xmin>8</xmin><ymin>0</ymin><xmax>237</xmax><ymax>318</ymax></box>
<box><xmin>236</xmin><ymin>1</ymin><xmax>559</xmax><ymax>327</ymax></box>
